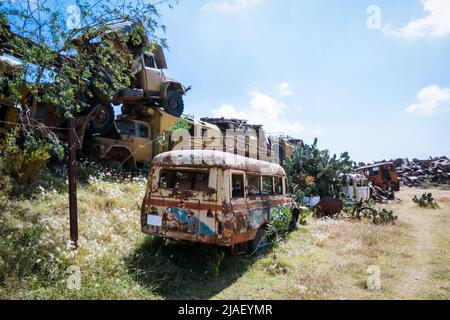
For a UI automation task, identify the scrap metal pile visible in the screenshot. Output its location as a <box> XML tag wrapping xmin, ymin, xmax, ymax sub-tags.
<box><xmin>395</xmin><ymin>156</ymin><xmax>450</xmax><ymax>187</ymax></box>
<box><xmin>370</xmin><ymin>185</ymin><xmax>396</xmax><ymax>202</ymax></box>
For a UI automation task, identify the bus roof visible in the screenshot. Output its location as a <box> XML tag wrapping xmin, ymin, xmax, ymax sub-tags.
<box><xmin>357</xmin><ymin>161</ymin><xmax>394</xmax><ymax>171</ymax></box>
<box><xmin>152</xmin><ymin>150</ymin><xmax>287</xmax><ymax>176</ymax></box>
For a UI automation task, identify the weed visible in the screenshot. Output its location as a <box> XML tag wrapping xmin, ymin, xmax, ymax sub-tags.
<box><xmin>261</xmin><ymin>253</ymin><xmax>291</xmax><ymax>276</ymax></box>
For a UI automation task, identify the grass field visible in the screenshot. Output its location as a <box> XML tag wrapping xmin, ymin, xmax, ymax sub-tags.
<box><xmin>0</xmin><ymin>175</ymin><xmax>448</xmax><ymax>300</ymax></box>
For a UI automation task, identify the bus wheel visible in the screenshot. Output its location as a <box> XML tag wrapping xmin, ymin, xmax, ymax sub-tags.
<box><xmin>247</xmin><ymin>228</ymin><xmax>268</xmax><ymax>256</ymax></box>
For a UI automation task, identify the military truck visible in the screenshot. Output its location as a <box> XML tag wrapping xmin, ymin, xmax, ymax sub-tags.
<box><xmin>0</xmin><ymin>55</ymin><xmax>115</xmax><ymax>146</ymax></box>
<box><xmin>73</xmin><ymin>20</ymin><xmax>190</xmax><ymax>136</ymax></box>
<box><xmin>0</xmin><ymin>56</ymin><xmax>19</xmax><ymax>136</ymax></box>
<box><xmin>200</xmin><ymin>117</ymin><xmax>303</xmax><ymax>163</ymax></box>
<box><xmin>1</xmin><ymin>19</ymin><xmax>189</xmax><ymax>138</ymax></box>
<box><xmin>84</xmin><ymin>107</ymin><xmax>222</xmax><ymax>172</ymax></box>
<box><xmin>122</xmin><ymin>42</ymin><xmax>190</xmax><ymax>117</ymax></box>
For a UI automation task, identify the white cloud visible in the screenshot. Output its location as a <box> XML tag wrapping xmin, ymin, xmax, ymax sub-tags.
<box><xmin>406</xmin><ymin>85</ymin><xmax>450</xmax><ymax>115</ymax></box>
<box><xmin>201</xmin><ymin>0</ymin><xmax>264</xmax><ymax>13</ymax></box>
<box><xmin>276</xmin><ymin>82</ymin><xmax>294</xmax><ymax>97</ymax></box>
<box><xmin>212</xmin><ymin>90</ymin><xmax>304</xmax><ymax>137</ymax></box>
<box><xmin>311</xmin><ymin>128</ymin><xmax>324</xmax><ymax>136</ymax></box>
<box><xmin>385</xmin><ymin>0</ymin><xmax>450</xmax><ymax>40</ymax></box>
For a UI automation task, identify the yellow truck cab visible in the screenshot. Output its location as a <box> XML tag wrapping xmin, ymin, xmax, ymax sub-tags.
<box><xmin>141</xmin><ymin>150</ymin><xmax>298</xmax><ymax>254</ymax></box>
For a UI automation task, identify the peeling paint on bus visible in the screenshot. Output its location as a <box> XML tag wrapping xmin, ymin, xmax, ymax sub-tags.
<box><xmin>141</xmin><ymin>150</ymin><xmax>297</xmax><ymax>250</ymax></box>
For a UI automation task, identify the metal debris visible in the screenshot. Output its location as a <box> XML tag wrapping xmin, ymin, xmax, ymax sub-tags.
<box><xmin>370</xmin><ymin>185</ymin><xmax>396</xmax><ymax>202</ymax></box>
<box><xmin>394</xmin><ymin>156</ymin><xmax>450</xmax><ymax>186</ymax></box>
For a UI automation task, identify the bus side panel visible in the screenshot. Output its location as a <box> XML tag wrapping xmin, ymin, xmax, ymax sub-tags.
<box><xmin>247</xmin><ymin>196</ymin><xmax>270</xmax><ymax>230</ymax></box>
<box><xmin>220</xmin><ymin>171</ymin><xmax>255</xmax><ymax>246</ymax></box>
<box><xmin>142</xmin><ymin>167</ymin><xmax>220</xmax><ymax>243</ymax></box>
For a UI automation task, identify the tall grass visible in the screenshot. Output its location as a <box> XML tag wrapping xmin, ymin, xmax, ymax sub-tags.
<box><xmin>0</xmin><ymin>165</ymin><xmax>255</xmax><ymax>300</ymax></box>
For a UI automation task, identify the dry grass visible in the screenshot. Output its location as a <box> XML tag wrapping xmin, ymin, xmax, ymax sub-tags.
<box><xmin>215</xmin><ymin>187</ymin><xmax>450</xmax><ymax>300</ymax></box>
<box><xmin>215</xmin><ymin>219</ymin><xmax>408</xmax><ymax>300</ymax></box>
<box><xmin>0</xmin><ymin>173</ymin><xmax>157</xmax><ymax>300</ymax></box>
<box><xmin>1</xmin><ymin>171</ymin><xmax>449</xmax><ymax>300</ymax></box>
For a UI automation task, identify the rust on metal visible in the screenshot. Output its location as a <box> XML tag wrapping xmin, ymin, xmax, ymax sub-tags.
<box><xmin>315</xmin><ymin>196</ymin><xmax>343</xmax><ymax>219</ymax></box>
<box><xmin>357</xmin><ymin>161</ymin><xmax>400</xmax><ymax>193</ymax></box>
<box><xmin>141</xmin><ymin>150</ymin><xmax>297</xmax><ymax>251</ymax></box>
<box><xmin>152</xmin><ymin>150</ymin><xmax>287</xmax><ymax>176</ymax></box>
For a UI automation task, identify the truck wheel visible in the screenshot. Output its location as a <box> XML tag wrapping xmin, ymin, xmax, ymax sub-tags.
<box><xmin>107</xmin><ymin>159</ymin><xmax>123</xmax><ymax>174</ymax></box>
<box><xmin>89</xmin><ymin>102</ymin><xmax>115</xmax><ymax>135</ymax></box>
<box><xmin>163</xmin><ymin>91</ymin><xmax>184</xmax><ymax>117</ymax></box>
<box><xmin>247</xmin><ymin>228</ymin><xmax>268</xmax><ymax>256</ymax></box>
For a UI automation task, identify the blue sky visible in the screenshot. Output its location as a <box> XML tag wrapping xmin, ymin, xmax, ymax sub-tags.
<box><xmin>155</xmin><ymin>0</ymin><xmax>449</xmax><ymax>162</ymax></box>
<box><xmin>5</xmin><ymin>0</ymin><xmax>450</xmax><ymax>162</ymax></box>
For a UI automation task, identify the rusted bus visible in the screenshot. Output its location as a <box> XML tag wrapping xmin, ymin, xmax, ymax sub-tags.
<box><xmin>141</xmin><ymin>150</ymin><xmax>297</xmax><ymax>253</ymax></box>
<box><xmin>357</xmin><ymin>161</ymin><xmax>400</xmax><ymax>192</ymax></box>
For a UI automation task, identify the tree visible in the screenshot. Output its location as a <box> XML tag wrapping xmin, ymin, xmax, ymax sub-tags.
<box><xmin>0</xmin><ymin>0</ymin><xmax>177</xmax><ymax>188</ymax></box>
<box><xmin>283</xmin><ymin>138</ymin><xmax>353</xmax><ymax>203</ymax></box>
<box><xmin>0</xmin><ymin>0</ymin><xmax>177</xmax><ymax>123</ymax></box>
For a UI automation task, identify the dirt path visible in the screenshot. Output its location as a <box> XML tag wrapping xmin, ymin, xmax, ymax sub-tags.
<box><xmin>213</xmin><ymin>187</ymin><xmax>450</xmax><ymax>300</ymax></box>
<box><xmin>386</xmin><ymin>188</ymin><xmax>450</xmax><ymax>299</ymax></box>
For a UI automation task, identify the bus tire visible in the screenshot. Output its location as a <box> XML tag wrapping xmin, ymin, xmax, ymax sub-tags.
<box><xmin>247</xmin><ymin>227</ymin><xmax>268</xmax><ymax>256</ymax></box>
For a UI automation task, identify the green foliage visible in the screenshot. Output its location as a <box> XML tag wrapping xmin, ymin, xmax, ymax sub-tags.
<box><xmin>284</xmin><ymin>138</ymin><xmax>353</xmax><ymax>198</ymax></box>
<box><xmin>206</xmin><ymin>249</ymin><xmax>226</xmax><ymax>279</ymax></box>
<box><xmin>291</xmin><ymin>188</ymin><xmax>305</xmax><ymax>206</ymax></box>
<box><xmin>46</xmin><ymin>132</ymin><xmax>66</xmax><ymax>161</ymax></box>
<box><xmin>0</xmin><ymin>1</ymin><xmax>174</xmax><ymax>119</ymax></box>
<box><xmin>158</xmin><ymin>117</ymin><xmax>192</xmax><ymax>146</ymax></box>
<box><xmin>267</xmin><ymin>207</ymin><xmax>293</xmax><ymax>238</ymax></box>
<box><xmin>0</xmin><ymin>0</ymin><xmax>174</xmax><ymax>192</ymax></box>
<box><xmin>371</xmin><ymin>208</ymin><xmax>398</xmax><ymax>225</ymax></box>
<box><xmin>413</xmin><ymin>193</ymin><xmax>438</xmax><ymax>209</ymax></box>
<box><xmin>170</xmin><ymin>117</ymin><xmax>192</xmax><ymax>132</ymax></box>
<box><xmin>297</xmin><ymin>207</ymin><xmax>310</xmax><ymax>226</ymax></box>
<box><xmin>0</xmin><ymin>128</ymin><xmax>50</xmax><ymax>190</ymax></box>
<box><xmin>0</xmin><ymin>174</ymin><xmax>13</xmax><ymax>197</ymax></box>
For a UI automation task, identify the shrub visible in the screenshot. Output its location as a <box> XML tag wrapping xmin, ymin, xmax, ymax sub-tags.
<box><xmin>297</xmin><ymin>207</ymin><xmax>309</xmax><ymax>226</ymax></box>
<box><xmin>267</xmin><ymin>207</ymin><xmax>293</xmax><ymax>239</ymax></box>
<box><xmin>371</xmin><ymin>208</ymin><xmax>398</xmax><ymax>225</ymax></box>
<box><xmin>283</xmin><ymin>138</ymin><xmax>353</xmax><ymax>198</ymax></box>
<box><xmin>413</xmin><ymin>193</ymin><xmax>438</xmax><ymax>209</ymax></box>
<box><xmin>0</xmin><ymin>174</ymin><xmax>13</xmax><ymax>197</ymax></box>
<box><xmin>0</xmin><ymin>128</ymin><xmax>50</xmax><ymax>191</ymax></box>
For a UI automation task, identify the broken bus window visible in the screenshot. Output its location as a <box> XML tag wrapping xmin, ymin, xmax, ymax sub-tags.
<box><xmin>159</xmin><ymin>170</ymin><xmax>209</xmax><ymax>191</ymax></box>
<box><xmin>274</xmin><ymin>177</ymin><xmax>283</xmax><ymax>195</ymax></box>
<box><xmin>232</xmin><ymin>174</ymin><xmax>245</xmax><ymax>198</ymax></box>
<box><xmin>262</xmin><ymin>176</ymin><xmax>274</xmax><ymax>195</ymax></box>
<box><xmin>247</xmin><ymin>174</ymin><xmax>261</xmax><ymax>196</ymax></box>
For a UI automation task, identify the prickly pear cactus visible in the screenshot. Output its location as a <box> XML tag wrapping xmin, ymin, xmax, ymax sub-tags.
<box><xmin>283</xmin><ymin>138</ymin><xmax>353</xmax><ymax>198</ymax></box>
